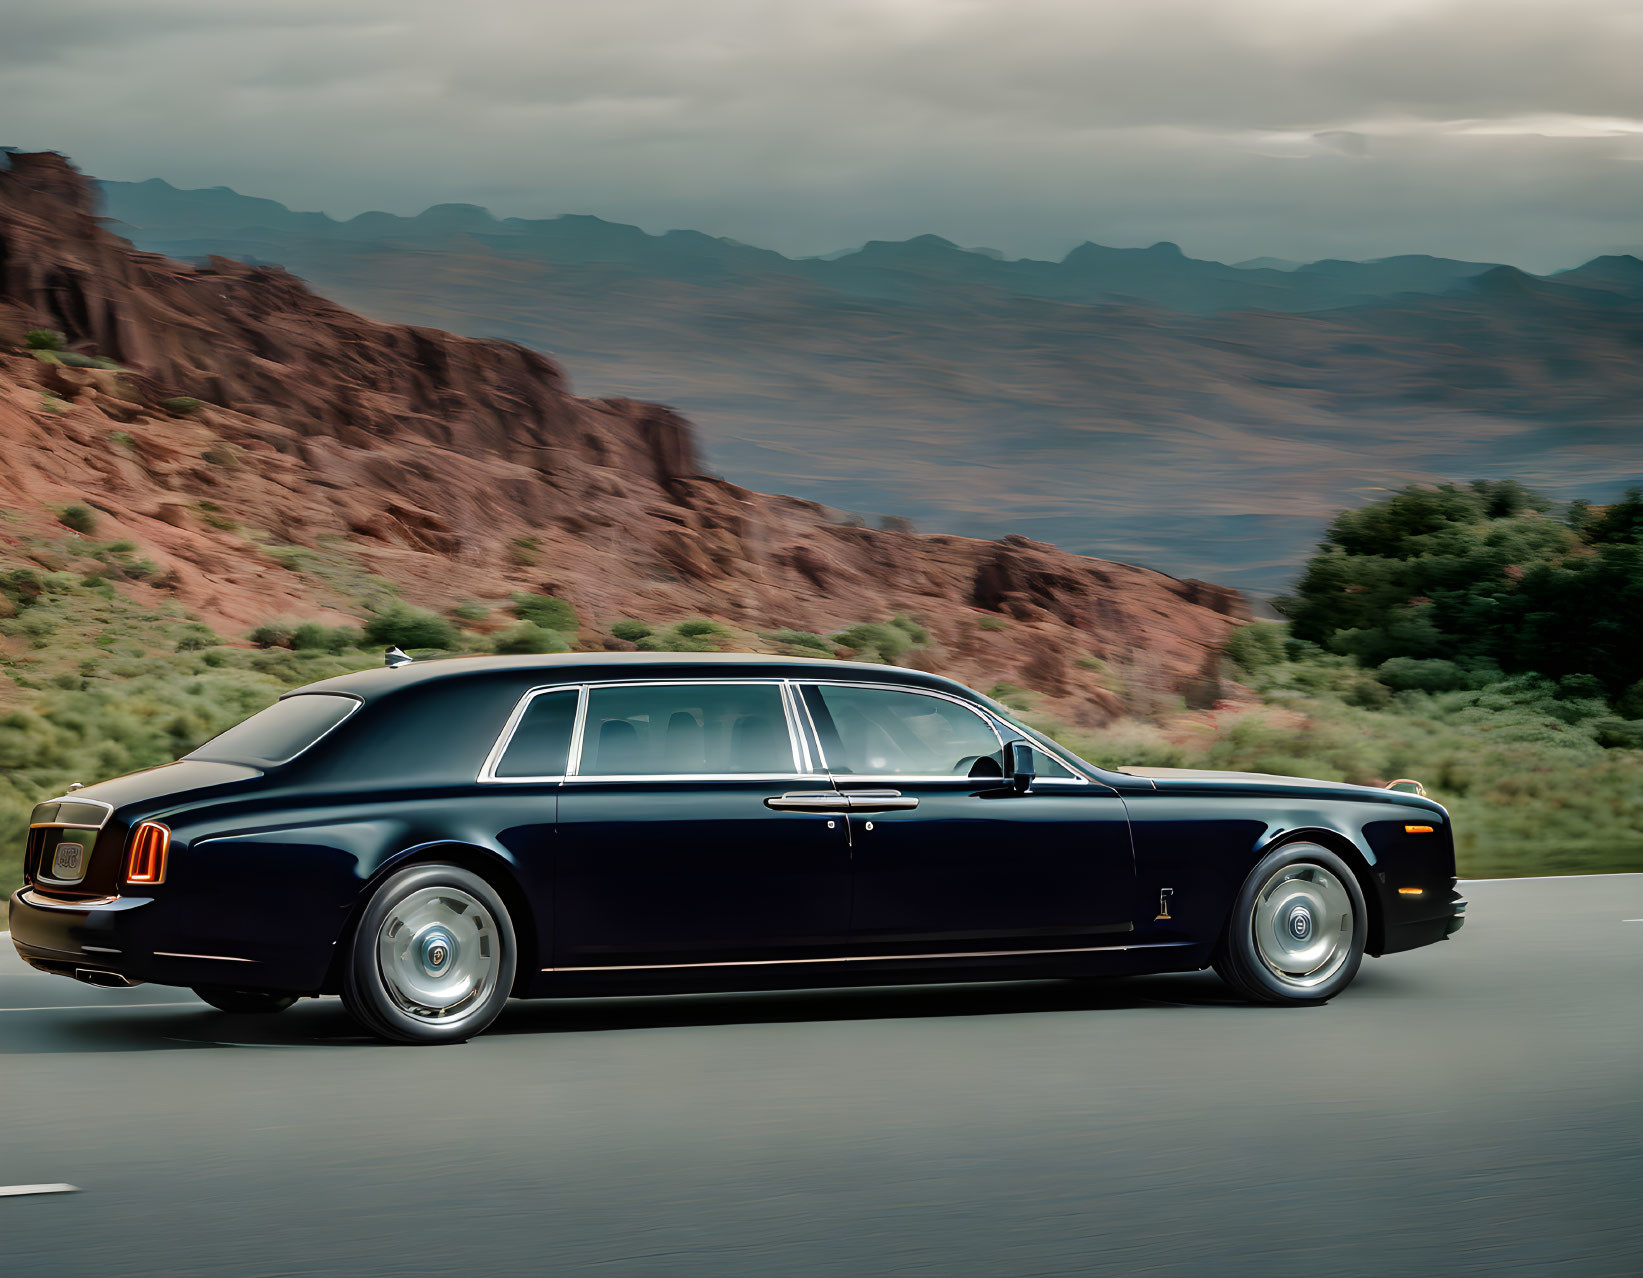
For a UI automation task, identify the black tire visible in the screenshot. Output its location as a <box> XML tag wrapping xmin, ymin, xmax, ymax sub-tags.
<box><xmin>194</xmin><ymin>987</ymin><xmax>299</xmax><ymax>1014</ymax></box>
<box><xmin>1214</xmin><ymin>843</ymin><xmax>1366</xmax><ymax>1005</ymax></box>
<box><xmin>341</xmin><ymin>863</ymin><xmax>517</xmax><ymax>1045</ymax></box>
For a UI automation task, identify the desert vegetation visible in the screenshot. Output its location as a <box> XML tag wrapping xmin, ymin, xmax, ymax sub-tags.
<box><xmin>2</xmin><ymin>484</ymin><xmax>1640</xmax><ymax>887</ymax></box>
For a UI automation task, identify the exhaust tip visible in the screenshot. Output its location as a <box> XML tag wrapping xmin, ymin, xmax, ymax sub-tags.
<box><xmin>73</xmin><ymin>968</ymin><xmax>143</xmax><ymax>989</ymax></box>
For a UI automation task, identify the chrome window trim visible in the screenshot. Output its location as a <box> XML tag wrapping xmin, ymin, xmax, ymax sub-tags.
<box><xmin>480</xmin><ymin>678</ymin><xmax>814</xmax><ymax>785</ymax></box>
<box><xmin>799</xmin><ymin>679</ymin><xmax>1018</xmax><ymax>782</ymax></box>
<box><xmin>779</xmin><ymin>682</ymin><xmax>816</xmax><ymax>774</ymax></box>
<box><xmin>477</xmin><ymin>684</ymin><xmax>582</xmax><ymax>784</ymax></box>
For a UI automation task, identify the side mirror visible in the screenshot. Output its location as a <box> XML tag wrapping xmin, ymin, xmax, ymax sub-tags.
<box><xmin>1003</xmin><ymin>740</ymin><xmax>1036</xmax><ymax>793</ymax></box>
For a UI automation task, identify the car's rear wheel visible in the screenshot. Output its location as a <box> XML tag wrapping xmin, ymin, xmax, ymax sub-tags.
<box><xmin>1214</xmin><ymin>843</ymin><xmax>1366</xmax><ymax>1004</ymax></box>
<box><xmin>193</xmin><ymin>987</ymin><xmax>298</xmax><ymax>1014</ymax></box>
<box><xmin>341</xmin><ymin>863</ymin><xmax>516</xmax><ymax>1044</ymax></box>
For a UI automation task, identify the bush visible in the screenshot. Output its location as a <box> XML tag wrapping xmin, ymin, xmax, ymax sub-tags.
<box><xmin>834</xmin><ymin>622</ymin><xmax>911</xmax><ymax>664</ymax></box>
<box><xmin>451</xmin><ymin>603</ymin><xmax>489</xmax><ymax>623</ymax></box>
<box><xmin>509</xmin><ymin>537</ymin><xmax>541</xmax><ymax>567</ymax></box>
<box><xmin>764</xmin><ymin>628</ymin><xmax>832</xmax><ymax>654</ymax></box>
<box><xmin>610</xmin><ymin>619</ymin><xmax>654</xmax><ymax>642</ymax></box>
<box><xmin>509</xmin><ymin>592</ymin><xmax>578</xmax><ymax>634</ymax></box>
<box><xmin>24</xmin><ymin>329</ymin><xmax>66</xmax><ymax>351</ymax></box>
<box><xmin>160</xmin><ymin>397</ymin><xmax>203</xmax><ymax>416</ymax></box>
<box><xmin>635</xmin><ymin>621</ymin><xmax>725</xmax><ymax>652</ymax></box>
<box><xmin>890</xmin><ymin>614</ymin><xmax>930</xmax><ymax>645</ymax></box>
<box><xmin>55</xmin><ymin>352</ymin><xmax>120</xmax><ymax>370</ymax></box>
<box><xmin>977</xmin><ymin>616</ymin><xmax>1008</xmax><ymax>631</ymax></box>
<box><xmin>1224</xmin><ymin>622</ymin><xmax>1286</xmax><ymax>672</ymax></box>
<box><xmin>248</xmin><ymin>624</ymin><xmax>294</xmax><ymax>650</ymax></box>
<box><xmin>361</xmin><ymin>606</ymin><xmax>458</xmax><ymax>650</ymax></box>
<box><xmin>492</xmin><ymin>622</ymin><xmax>569</xmax><ymax>655</ymax></box>
<box><xmin>1375</xmin><ymin>657</ymin><xmax>1471</xmax><ymax>693</ymax></box>
<box><xmin>57</xmin><ymin>504</ymin><xmax>98</xmax><ymax>536</ymax></box>
<box><xmin>291</xmin><ymin>623</ymin><xmax>359</xmax><ymax>654</ymax></box>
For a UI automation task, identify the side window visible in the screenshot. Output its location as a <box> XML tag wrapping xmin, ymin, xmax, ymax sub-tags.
<box><xmin>579</xmin><ymin>682</ymin><xmax>795</xmax><ymax>776</ymax></box>
<box><xmin>803</xmin><ymin>684</ymin><xmax>1000</xmax><ymax>778</ymax></box>
<box><xmin>494</xmin><ymin>689</ymin><xmax>578</xmax><ymax>778</ymax></box>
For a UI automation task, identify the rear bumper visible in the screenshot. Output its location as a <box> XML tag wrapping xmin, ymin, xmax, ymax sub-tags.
<box><xmin>1379</xmin><ymin>887</ymin><xmax>1466</xmax><ymax>955</ymax></box>
<box><xmin>8</xmin><ymin>887</ymin><xmax>274</xmax><ymax>990</ymax></box>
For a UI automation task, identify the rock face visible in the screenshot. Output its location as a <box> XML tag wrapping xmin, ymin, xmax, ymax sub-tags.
<box><xmin>0</xmin><ymin>151</ymin><xmax>1248</xmax><ymax>728</ymax></box>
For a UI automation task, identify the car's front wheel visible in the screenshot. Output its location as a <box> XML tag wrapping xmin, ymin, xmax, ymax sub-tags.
<box><xmin>1214</xmin><ymin>843</ymin><xmax>1366</xmax><ymax>1004</ymax></box>
<box><xmin>341</xmin><ymin>863</ymin><xmax>517</xmax><ymax>1044</ymax></box>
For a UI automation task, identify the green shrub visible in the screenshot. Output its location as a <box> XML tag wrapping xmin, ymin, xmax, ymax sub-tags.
<box><xmin>833</xmin><ymin>621</ymin><xmax>911</xmax><ymax>664</ymax></box>
<box><xmin>361</xmin><ymin>606</ymin><xmax>458</xmax><ymax>650</ymax></box>
<box><xmin>109</xmin><ymin>431</ymin><xmax>135</xmax><ymax>450</ymax></box>
<box><xmin>635</xmin><ymin>621</ymin><xmax>724</xmax><ymax>652</ymax></box>
<box><xmin>56</xmin><ymin>352</ymin><xmax>121</xmax><ymax>370</ymax></box>
<box><xmin>1375</xmin><ymin>657</ymin><xmax>1471</xmax><ymax>693</ymax></box>
<box><xmin>763</xmin><ymin>628</ymin><xmax>832</xmax><ymax>654</ymax></box>
<box><xmin>890</xmin><ymin>614</ymin><xmax>930</xmax><ymax>645</ymax></box>
<box><xmin>492</xmin><ymin>622</ymin><xmax>569</xmax><ymax>655</ymax></box>
<box><xmin>1224</xmin><ymin>621</ymin><xmax>1286</xmax><ymax>672</ymax></box>
<box><xmin>509</xmin><ymin>536</ymin><xmax>541</xmax><ymax>567</ymax></box>
<box><xmin>248</xmin><ymin>623</ymin><xmax>294</xmax><ymax>650</ymax></box>
<box><xmin>610</xmin><ymin>619</ymin><xmax>654</xmax><ymax>642</ymax></box>
<box><xmin>1617</xmin><ymin>680</ymin><xmax>1643</xmax><ymax>721</ymax></box>
<box><xmin>291</xmin><ymin>622</ymin><xmax>359</xmax><ymax>654</ymax></box>
<box><xmin>977</xmin><ymin>616</ymin><xmax>1008</xmax><ymax>631</ymax></box>
<box><xmin>57</xmin><ymin>505</ymin><xmax>98</xmax><ymax>536</ymax></box>
<box><xmin>509</xmin><ymin>592</ymin><xmax>578</xmax><ymax>634</ymax></box>
<box><xmin>452</xmin><ymin>603</ymin><xmax>490</xmax><ymax>623</ymax></box>
<box><xmin>160</xmin><ymin>397</ymin><xmax>203</xmax><ymax>416</ymax></box>
<box><xmin>24</xmin><ymin>329</ymin><xmax>66</xmax><ymax>351</ymax></box>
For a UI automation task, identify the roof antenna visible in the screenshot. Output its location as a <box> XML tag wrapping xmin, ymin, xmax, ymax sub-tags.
<box><xmin>384</xmin><ymin>646</ymin><xmax>413</xmax><ymax>669</ymax></box>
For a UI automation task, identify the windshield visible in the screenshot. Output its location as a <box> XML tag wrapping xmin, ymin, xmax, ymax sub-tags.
<box><xmin>186</xmin><ymin>693</ymin><xmax>360</xmax><ymax>766</ymax></box>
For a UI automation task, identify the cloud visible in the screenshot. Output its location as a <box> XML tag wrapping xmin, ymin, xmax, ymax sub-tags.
<box><xmin>1</xmin><ymin>0</ymin><xmax>1639</xmax><ymax>270</ymax></box>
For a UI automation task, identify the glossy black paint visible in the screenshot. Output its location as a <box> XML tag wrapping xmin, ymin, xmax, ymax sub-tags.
<box><xmin>9</xmin><ymin>653</ymin><xmax>1464</xmax><ymax>999</ymax></box>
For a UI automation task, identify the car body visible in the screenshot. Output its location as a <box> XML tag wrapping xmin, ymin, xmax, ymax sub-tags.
<box><xmin>10</xmin><ymin>652</ymin><xmax>1465</xmax><ymax>1041</ymax></box>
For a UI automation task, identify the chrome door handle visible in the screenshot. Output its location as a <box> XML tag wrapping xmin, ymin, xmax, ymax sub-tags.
<box><xmin>840</xmin><ymin>790</ymin><xmax>920</xmax><ymax>812</ymax></box>
<box><xmin>765</xmin><ymin>792</ymin><xmax>851</xmax><ymax>812</ymax></box>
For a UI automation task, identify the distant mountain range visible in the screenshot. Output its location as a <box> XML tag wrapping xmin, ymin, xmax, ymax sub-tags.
<box><xmin>98</xmin><ymin>177</ymin><xmax>1643</xmax><ymax>591</ymax></box>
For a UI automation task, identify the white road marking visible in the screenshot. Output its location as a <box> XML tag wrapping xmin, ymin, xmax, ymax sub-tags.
<box><xmin>0</xmin><ymin>1002</ymin><xmax>196</xmax><ymax>1013</ymax></box>
<box><xmin>1623</xmin><ymin>919</ymin><xmax>1643</xmax><ymax>923</ymax></box>
<box><xmin>0</xmin><ymin>1184</ymin><xmax>79</xmax><ymax>1198</ymax></box>
<box><xmin>1465</xmin><ymin>867</ymin><xmax>1643</xmax><ymax>873</ymax></box>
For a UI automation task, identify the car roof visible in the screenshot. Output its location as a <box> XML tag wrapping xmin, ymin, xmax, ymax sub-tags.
<box><xmin>288</xmin><ymin>651</ymin><xmax>975</xmax><ymax>703</ymax></box>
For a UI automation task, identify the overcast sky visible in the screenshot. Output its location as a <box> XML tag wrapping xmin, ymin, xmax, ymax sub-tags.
<box><xmin>4</xmin><ymin>0</ymin><xmax>1640</xmax><ymax>269</ymax></box>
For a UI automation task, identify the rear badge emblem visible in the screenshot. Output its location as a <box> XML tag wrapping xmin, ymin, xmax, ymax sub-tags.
<box><xmin>51</xmin><ymin>842</ymin><xmax>86</xmax><ymax>881</ymax></box>
<box><xmin>1156</xmin><ymin>888</ymin><xmax>1174</xmax><ymax>921</ymax></box>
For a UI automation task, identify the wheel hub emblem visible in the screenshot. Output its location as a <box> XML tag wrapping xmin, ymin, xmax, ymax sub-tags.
<box><xmin>1288</xmin><ymin>908</ymin><xmax>1313</xmax><ymax>941</ymax></box>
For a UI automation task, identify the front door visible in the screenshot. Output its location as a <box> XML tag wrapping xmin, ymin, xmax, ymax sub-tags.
<box><xmin>554</xmin><ymin>680</ymin><xmax>851</xmax><ymax>967</ymax></box>
<box><xmin>798</xmin><ymin>682</ymin><xmax>1135</xmax><ymax>953</ymax></box>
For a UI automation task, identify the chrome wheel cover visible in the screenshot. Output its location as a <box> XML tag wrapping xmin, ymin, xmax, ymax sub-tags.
<box><xmin>376</xmin><ymin>886</ymin><xmax>500</xmax><ymax>1026</ymax></box>
<box><xmin>1249</xmin><ymin>861</ymin><xmax>1355</xmax><ymax>990</ymax></box>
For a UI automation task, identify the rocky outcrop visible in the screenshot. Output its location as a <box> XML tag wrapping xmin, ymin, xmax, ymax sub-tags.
<box><xmin>0</xmin><ymin>151</ymin><xmax>1249</xmax><ymax>728</ymax></box>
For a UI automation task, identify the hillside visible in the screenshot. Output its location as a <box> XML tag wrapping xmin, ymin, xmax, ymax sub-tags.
<box><xmin>97</xmin><ymin>176</ymin><xmax>1643</xmax><ymax>590</ymax></box>
<box><xmin>0</xmin><ymin>151</ymin><xmax>1246</xmax><ymax>739</ymax></box>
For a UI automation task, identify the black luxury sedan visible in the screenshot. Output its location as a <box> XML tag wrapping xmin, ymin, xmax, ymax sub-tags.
<box><xmin>10</xmin><ymin>652</ymin><xmax>1465</xmax><ymax>1043</ymax></box>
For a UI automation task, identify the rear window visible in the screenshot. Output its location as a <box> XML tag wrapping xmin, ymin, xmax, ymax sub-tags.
<box><xmin>186</xmin><ymin>694</ymin><xmax>359</xmax><ymax>766</ymax></box>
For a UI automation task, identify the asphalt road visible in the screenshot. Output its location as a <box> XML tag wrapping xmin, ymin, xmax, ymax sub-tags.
<box><xmin>3</xmin><ymin>876</ymin><xmax>1640</xmax><ymax>1277</ymax></box>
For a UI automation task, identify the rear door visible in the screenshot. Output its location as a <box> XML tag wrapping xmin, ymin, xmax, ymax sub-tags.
<box><xmin>799</xmin><ymin>682</ymin><xmax>1135</xmax><ymax>953</ymax></box>
<box><xmin>552</xmin><ymin>679</ymin><xmax>852</xmax><ymax>968</ymax></box>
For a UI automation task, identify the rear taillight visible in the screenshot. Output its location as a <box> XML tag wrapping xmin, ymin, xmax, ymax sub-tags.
<box><xmin>125</xmin><ymin>822</ymin><xmax>170</xmax><ymax>885</ymax></box>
